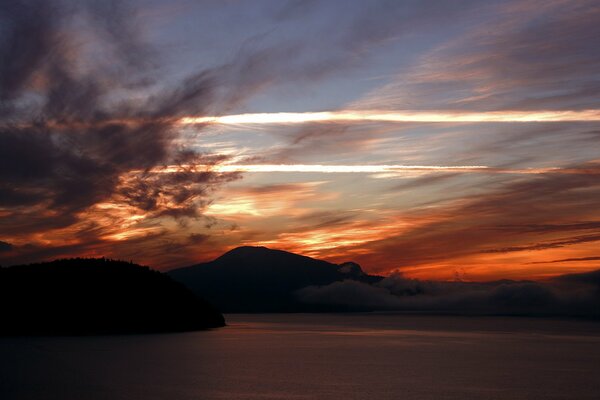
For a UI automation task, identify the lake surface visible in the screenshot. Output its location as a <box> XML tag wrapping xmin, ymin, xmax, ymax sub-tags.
<box><xmin>1</xmin><ymin>314</ymin><xmax>600</xmax><ymax>399</ymax></box>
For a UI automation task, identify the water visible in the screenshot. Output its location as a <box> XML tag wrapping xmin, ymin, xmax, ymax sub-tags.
<box><xmin>1</xmin><ymin>314</ymin><xmax>599</xmax><ymax>399</ymax></box>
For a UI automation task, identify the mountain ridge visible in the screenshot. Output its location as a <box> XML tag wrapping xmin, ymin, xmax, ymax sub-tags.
<box><xmin>168</xmin><ymin>246</ymin><xmax>383</xmax><ymax>312</ymax></box>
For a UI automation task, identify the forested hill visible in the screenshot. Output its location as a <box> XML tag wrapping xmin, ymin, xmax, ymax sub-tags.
<box><xmin>0</xmin><ymin>258</ymin><xmax>225</xmax><ymax>335</ymax></box>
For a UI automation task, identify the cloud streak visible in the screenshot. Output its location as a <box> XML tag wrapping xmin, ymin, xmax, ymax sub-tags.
<box><xmin>181</xmin><ymin>109</ymin><xmax>600</xmax><ymax>125</ymax></box>
<box><xmin>145</xmin><ymin>163</ymin><xmax>600</xmax><ymax>177</ymax></box>
<box><xmin>530</xmin><ymin>256</ymin><xmax>600</xmax><ymax>265</ymax></box>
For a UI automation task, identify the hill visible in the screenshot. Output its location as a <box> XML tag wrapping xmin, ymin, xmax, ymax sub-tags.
<box><xmin>168</xmin><ymin>246</ymin><xmax>382</xmax><ymax>312</ymax></box>
<box><xmin>0</xmin><ymin>258</ymin><xmax>225</xmax><ymax>335</ymax></box>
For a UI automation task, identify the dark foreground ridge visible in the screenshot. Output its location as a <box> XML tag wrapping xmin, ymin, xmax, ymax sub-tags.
<box><xmin>0</xmin><ymin>258</ymin><xmax>225</xmax><ymax>335</ymax></box>
<box><xmin>168</xmin><ymin>246</ymin><xmax>383</xmax><ymax>312</ymax></box>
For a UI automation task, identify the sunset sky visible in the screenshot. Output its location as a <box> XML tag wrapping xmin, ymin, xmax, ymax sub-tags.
<box><xmin>1</xmin><ymin>0</ymin><xmax>599</xmax><ymax>280</ymax></box>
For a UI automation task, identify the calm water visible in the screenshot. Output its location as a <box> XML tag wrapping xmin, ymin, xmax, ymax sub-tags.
<box><xmin>1</xmin><ymin>314</ymin><xmax>600</xmax><ymax>400</ymax></box>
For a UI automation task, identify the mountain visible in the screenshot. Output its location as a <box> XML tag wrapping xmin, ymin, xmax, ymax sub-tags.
<box><xmin>168</xmin><ymin>246</ymin><xmax>382</xmax><ymax>312</ymax></box>
<box><xmin>0</xmin><ymin>258</ymin><xmax>225</xmax><ymax>335</ymax></box>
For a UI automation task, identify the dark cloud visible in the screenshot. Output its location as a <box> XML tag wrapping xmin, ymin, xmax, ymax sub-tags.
<box><xmin>0</xmin><ymin>241</ymin><xmax>13</xmax><ymax>252</ymax></box>
<box><xmin>554</xmin><ymin>269</ymin><xmax>600</xmax><ymax>288</ymax></box>
<box><xmin>299</xmin><ymin>279</ymin><xmax>403</xmax><ymax>310</ymax></box>
<box><xmin>84</xmin><ymin>0</ymin><xmax>155</xmax><ymax>73</ymax></box>
<box><xmin>188</xmin><ymin>233</ymin><xmax>210</xmax><ymax>245</ymax></box>
<box><xmin>531</xmin><ymin>256</ymin><xmax>600</xmax><ymax>265</ymax></box>
<box><xmin>0</xmin><ymin>0</ymin><xmax>57</xmax><ymax>102</ymax></box>
<box><xmin>296</xmin><ymin>269</ymin><xmax>600</xmax><ymax>318</ymax></box>
<box><xmin>498</xmin><ymin>221</ymin><xmax>600</xmax><ymax>233</ymax></box>
<box><xmin>483</xmin><ymin>233</ymin><xmax>600</xmax><ymax>254</ymax></box>
<box><xmin>0</xmin><ymin>0</ymin><xmax>243</xmax><ymax>265</ymax></box>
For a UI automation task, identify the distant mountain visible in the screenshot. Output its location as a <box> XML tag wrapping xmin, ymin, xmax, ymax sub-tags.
<box><xmin>0</xmin><ymin>258</ymin><xmax>225</xmax><ymax>335</ymax></box>
<box><xmin>168</xmin><ymin>246</ymin><xmax>382</xmax><ymax>312</ymax></box>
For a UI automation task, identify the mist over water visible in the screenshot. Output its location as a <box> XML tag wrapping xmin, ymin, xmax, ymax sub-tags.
<box><xmin>1</xmin><ymin>314</ymin><xmax>599</xmax><ymax>400</ymax></box>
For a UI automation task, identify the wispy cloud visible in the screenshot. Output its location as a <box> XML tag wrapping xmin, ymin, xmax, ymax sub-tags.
<box><xmin>354</xmin><ymin>0</ymin><xmax>600</xmax><ymax>112</ymax></box>
<box><xmin>348</xmin><ymin>161</ymin><xmax>600</xmax><ymax>278</ymax></box>
<box><xmin>530</xmin><ymin>256</ymin><xmax>600</xmax><ymax>265</ymax></box>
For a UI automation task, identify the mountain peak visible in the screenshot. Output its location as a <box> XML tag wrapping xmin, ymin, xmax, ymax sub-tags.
<box><xmin>338</xmin><ymin>261</ymin><xmax>365</xmax><ymax>276</ymax></box>
<box><xmin>222</xmin><ymin>246</ymin><xmax>271</xmax><ymax>255</ymax></box>
<box><xmin>169</xmin><ymin>246</ymin><xmax>382</xmax><ymax>312</ymax></box>
<box><xmin>216</xmin><ymin>246</ymin><xmax>309</xmax><ymax>263</ymax></box>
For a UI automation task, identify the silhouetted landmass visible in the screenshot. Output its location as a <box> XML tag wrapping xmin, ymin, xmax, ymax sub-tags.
<box><xmin>168</xmin><ymin>246</ymin><xmax>383</xmax><ymax>312</ymax></box>
<box><xmin>169</xmin><ymin>246</ymin><xmax>600</xmax><ymax>317</ymax></box>
<box><xmin>0</xmin><ymin>258</ymin><xmax>225</xmax><ymax>335</ymax></box>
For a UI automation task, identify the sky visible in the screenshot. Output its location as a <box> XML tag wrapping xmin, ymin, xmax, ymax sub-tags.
<box><xmin>1</xmin><ymin>0</ymin><xmax>599</xmax><ymax>280</ymax></box>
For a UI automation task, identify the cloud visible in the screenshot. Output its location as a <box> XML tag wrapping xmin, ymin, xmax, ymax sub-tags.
<box><xmin>530</xmin><ymin>256</ymin><xmax>600</xmax><ymax>264</ymax></box>
<box><xmin>233</xmin><ymin>1</ymin><xmax>600</xmax><ymax>167</ymax></box>
<box><xmin>2</xmin><ymin>0</ymin><xmax>599</xmax><ymax>274</ymax></box>
<box><xmin>351</xmin><ymin>161</ymin><xmax>600</xmax><ymax>272</ymax></box>
<box><xmin>0</xmin><ymin>241</ymin><xmax>13</xmax><ymax>253</ymax></box>
<box><xmin>192</xmin><ymin>161</ymin><xmax>600</xmax><ymax>276</ymax></box>
<box><xmin>218</xmin><ymin>0</ymin><xmax>485</xmax><ymax>161</ymax></box>
<box><xmin>499</xmin><ymin>222</ymin><xmax>600</xmax><ymax>233</ymax></box>
<box><xmin>6</xmin><ymin>0</ymin><xmax>465</xmax><ymax>266</ymax></box>
<box><xmin>483</xmin><ymin>233</ymin><xmax>600</xmax><ymax>254</ymax></box>
<box><xmin>298</xmin><ymin>279</ymin><xmax>404</xmax><ymax>310</ymax></box>
<box><xmin>296</xmin><ymin>269</ymin><xmax>600</xmax><ymax>317</ymax></box>
<box><xmin>243</xmin><ymin>211</ymin><xmax>410</xmax><ymax>261</ymax></box>
<box><xmin>554</xmin><ymin>268</ymin><xmax>600</xmax><ymax>288</ymax></box>
<box><xmin>355</xmin><ymin>0</ymin><xmax>600</xmax><ymax>112</ymax></box>
<box><xmin>0</xmin><ymin>0</ymin><xmax>244</xmax><ymax>266</ymax></box>
<box><xmin>0</xmin><ymin>0</ymin><xmax>479</xmax><ymax>257</ymax></box>
<box><xmin>205</xmin><ymin>182</ymin><xmax>329</xmax><ymax>219</ymax></box>
<box><xmin>169</xmin><ymin>1</ymin><xmax>474</xmax><ymax>118</ymax></box>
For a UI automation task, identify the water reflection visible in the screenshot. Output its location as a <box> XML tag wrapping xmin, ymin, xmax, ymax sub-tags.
<box><xmin>1</xmin><ymin>314</ymin><xmax>599</xmax><ymax>400</ymax></box>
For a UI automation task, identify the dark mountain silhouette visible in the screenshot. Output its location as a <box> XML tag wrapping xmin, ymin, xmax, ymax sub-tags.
<box><xmin>168</xmin><ymin>246</ymin><xmax>382</xmax><ymax>312</ymax></box>
<box><xmin>0</xmin><ymin>258</ymin><xmax>225</xmax><ymax>335</ymax></box>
